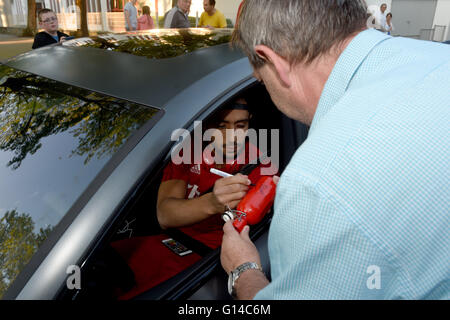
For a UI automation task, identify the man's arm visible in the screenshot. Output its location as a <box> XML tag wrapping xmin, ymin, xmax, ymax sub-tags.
<box><xmin>172</xmin><ymin>11</ymin><xmax>190</xmax><ymax>28</ymax></box>
<box><xmin>125</xmin><ymin>8</ymin><xmax>131</xmax><ymax>30</ymax></box>
<box><xmin>157</xmin><ymin>179</ymin><xmax>220</xmax><ymax>229</ymax></box>
<box><xmin>157</xmin><ymin>174</ymin><xmax>251</xmax><ymax>229</ymax></box>
<box><xmin>234</xmin><ymin>268</ymin><xmax>270</xmax><ymax>300</ymax></box>
<box><xmin>221</xmin><ymin>221</ymin><xmax>270</xmax><ymax>299</ymax></box>
<box><xmin>220</xmin><ymin>176</ymin><xmax>279</xmax><ymax>299</ymax></box>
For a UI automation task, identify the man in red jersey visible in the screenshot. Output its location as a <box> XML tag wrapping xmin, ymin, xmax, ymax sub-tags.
<box><xmin>111</xmin><ymin>97</ymin><xmax>277</xmax><ymax>299</ymax></box>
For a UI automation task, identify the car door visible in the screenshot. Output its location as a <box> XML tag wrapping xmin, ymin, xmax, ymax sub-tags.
<box><xmin>60</xmin><ymin>80</ymin><xmax>308</xmax><ymax>301</ymax></box>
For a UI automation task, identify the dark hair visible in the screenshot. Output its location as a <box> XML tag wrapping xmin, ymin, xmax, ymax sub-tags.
<box><xmin>38</xmin><ymin>8</ymin><xmax>54</xmax><ymax>21</ymax></box>
<box><xmin>386</xmin><ymin>13</ymin><xmax>392</xmax><ymax>18</ymax></box>
<box><xmin>142</xmin><ymin>5</ymin><xmax>150</xmax><ymax>15</ymax></box>
<box><xmin>208</xmin><ymin>0</ymin><xmax>216</xmax><ymax>6</ymax></box>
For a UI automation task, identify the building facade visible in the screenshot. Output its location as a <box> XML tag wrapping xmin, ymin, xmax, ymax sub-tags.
<box><xmin>1</xmin><ymin>0</ymin><xmax>448</xmax><ymax>41</ymax></box>
<box><xmin>366</xmin><ymin>0</ymin><xmax>450</xmax><ymax>41</ymax></box>
<box><xmin>0</xmin><ymin>0</ymin><xmax>243</xmax><ymax>32</ymax></box>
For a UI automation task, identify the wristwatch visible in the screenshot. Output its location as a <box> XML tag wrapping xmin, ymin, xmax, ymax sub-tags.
<box><xmin>228</xmin><ymin>262</ymin><xmax>263</xmax><ymax>298</ymax></box>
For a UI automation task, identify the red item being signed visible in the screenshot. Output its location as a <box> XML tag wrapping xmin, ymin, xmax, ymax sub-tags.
<box><xmin>223</xmin><ymin>176</ymin><xmax>276</xmax><ymax>232</ymax></box>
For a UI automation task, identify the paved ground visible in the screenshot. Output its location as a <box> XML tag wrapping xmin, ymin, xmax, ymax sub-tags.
<box><xmin>0</xmin><ymin>33</ymin><xmax>34</xmax><ymax>61</ymax></box>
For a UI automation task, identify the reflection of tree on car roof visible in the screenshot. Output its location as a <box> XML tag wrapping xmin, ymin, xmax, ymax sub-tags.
<box><xmin>0</xmin><ymin>65</ymin><xmax>159</xmax><ymax>299</ymax></box>
<box><xmin>74</xmin><ymin>29</ymin><xmax>232</xmax><ymax>60</ymax></box>
<box><xmin>0</xmin><ymin>210</ymin><xmax>53</xmax><ymax>299</ymax></box>
<box><xmin>0</xmin><ymin>66</ymin><xmax>157</xmax><ymax>169</ymax></box>
<box><xmin>110</xmin><ymin>98</ymin><xmax>278</xmax><ymax>299</ymax></box>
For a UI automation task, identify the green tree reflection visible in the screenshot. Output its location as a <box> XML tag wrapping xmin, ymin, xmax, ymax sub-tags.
<box><xmin>0</xmin><ymin>210</ymin><xmax>53</xmax><ymax>299</ymax></box>
<box><xmin>0</xmin><ymin>66</ymin><xmax>157</xmax><ymax>169</ymax></box>
<box><xmin>82</xmin><ymin>29</ymin><xmax>232</xmax><ymax>59</ymax></box>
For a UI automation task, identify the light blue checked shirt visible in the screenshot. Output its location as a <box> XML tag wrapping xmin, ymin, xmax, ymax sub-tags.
<box><xmin>255</xmin><ymin>29</ymin><xmax>450</xmax><ymax>300</ymax></box>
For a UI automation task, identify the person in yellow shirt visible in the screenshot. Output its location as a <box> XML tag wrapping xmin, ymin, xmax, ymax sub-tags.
<box><xmin>199</xmin><ymin>0</ymin><xmax>227</xmax><ymax>29</ymax></box>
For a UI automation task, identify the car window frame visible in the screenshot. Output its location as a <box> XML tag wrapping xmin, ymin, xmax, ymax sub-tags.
<box><xmin>53</xmin><ymin>77</ymin><xmax>261</xmax><ymax>301</ymax></box>
<box><xmin>121</xmin><ymin>79</ymin><xmax>276</xmax><ymax>300</ymax></box>
<box><xmin>1</xmin><ymin>71</ymin><xmax>165</xmax><ymax>299</ymax></box>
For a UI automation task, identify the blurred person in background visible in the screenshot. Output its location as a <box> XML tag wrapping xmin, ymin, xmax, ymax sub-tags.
<box><xmin>164</xmin><ymin>0</ymin><xmax>192</xmax><ymax>28</ymax></box>
<box><xmin>32</xmin><ymin>9</ymin><xmax>70</xmax><ymax>49</ymax></box>
<box><xmin>383</xmin><ymin>13</ymin><xmax>394</xmax><ymax>35</ymax></box>
<box><xmin>199</xmin><ymin>0</ymin><xmax>227</xmax><ymax>29</ymax></box>
<box><xmin>124</xmin><ymin>0</ymin><xmax>138</xmax><ymax>31</ymax></box>
<box><xmin>374</xmin><ymin>3</ymin><xmax>387</xmax><ymax>31</ymax></box>
<box><xmin>138</xmin><ymin>5</ymin><xmax>155</xmax><ymax>30</ymax></box>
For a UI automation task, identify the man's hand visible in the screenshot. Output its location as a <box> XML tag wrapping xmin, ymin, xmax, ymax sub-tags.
<box><xmin>210</xmin><ymin>173</ymin><xmax>251</xmax><ymax>213</ymax></box>
<box><xmin>220</xmin><ymin>175</ymin><xmax>280</xmax><ymax>272</ymax></box>
<box><xmin>221</xmin><ymin>221</ymin><xmax>269</xmax><ymax>300</ymax></box>
<box><xmin>221</xmin><ymin>220</ymin><xmax>261</xmax><ymax>274</ymax></box>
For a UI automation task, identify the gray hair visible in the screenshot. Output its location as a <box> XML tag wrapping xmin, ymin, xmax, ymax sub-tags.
<box><xmin>232</xmin><ymin>0</ymin><xmax>368</xmax><ymax>68</ymax></box>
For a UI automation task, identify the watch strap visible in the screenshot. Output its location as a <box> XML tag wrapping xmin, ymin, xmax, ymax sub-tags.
<box><xmin>229</xmin><ymin>262</ymin><xmax>263</xmax><ymax>298</ymax></box>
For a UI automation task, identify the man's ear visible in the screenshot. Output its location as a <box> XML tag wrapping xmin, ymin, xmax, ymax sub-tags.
<box><xmin>254</xmin><ymin>45</ymin><xmax>292</xmax><ymax>88</ymax></box>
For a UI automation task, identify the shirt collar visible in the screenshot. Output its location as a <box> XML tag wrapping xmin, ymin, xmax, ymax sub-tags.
<box><xmin>309</xmin><ymin>29</ymin><xmax>390</xmax><ymax>134</ymax></box>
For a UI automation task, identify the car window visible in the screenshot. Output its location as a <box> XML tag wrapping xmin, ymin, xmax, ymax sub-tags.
<box><xmin>0</xmin><ymin>65</ymin><xmax>159</xmax><ymax>298</ymax></box>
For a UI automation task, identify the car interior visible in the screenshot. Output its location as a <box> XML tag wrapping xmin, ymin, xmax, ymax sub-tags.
<box><xmin>59</xmin><ymin>83</ymin><xmax>309</xmax><ymax>301</ymax></box>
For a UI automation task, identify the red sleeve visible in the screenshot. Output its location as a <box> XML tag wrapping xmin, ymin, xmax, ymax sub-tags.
<box><xmin>161</xmin><ymin>161</ymin><xmax>189</xmax><ymax>183</ymax></box>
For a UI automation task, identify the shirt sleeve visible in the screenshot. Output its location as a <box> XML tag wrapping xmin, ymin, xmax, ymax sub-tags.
<box><xmin>218</xmin><ymin>12</ymin><xmax>227</xmax><ymax>28</ymax></box>
<box><xmin>150</xmin><ymin>17</ymin><xmax>154</xmax><ymax>29</ymax></box>
<box><xmin>172</xmin><ymin>11</ymin><xmax>190</xmax><ymax>28</ymax></box>
<box><xmin>198</xmin><ymin>12</ymin><xmax>205</xmax><ymax>27</ymax></box>
<box><xmin>137</xmin><ymin>15</ymin><xmax>145</xmax><ymax>30</ymax></box>
<box><xmin>58</xmin><ymin>32</ymin><xmax>69</xmax><ymax>41</ymax></box>
<box><xmin>32</xmin><ymin>33</ymin><xmax>48</xmax><ymax>49</ymax></box>
<box><xmin>161</xmin><ymin>161</ymin><xmax>189</xmax><ymax>183</ymax></box>
<box><xmin>32</xmin><ymin>34</ymin><xmax>41</xmax><ymax>49</ymax></box>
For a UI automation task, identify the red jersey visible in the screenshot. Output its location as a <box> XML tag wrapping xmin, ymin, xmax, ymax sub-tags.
<box><xmin>111</xmin><ymin>142</ymin><xmax>276</xmax><ymax>299</ymax></box>
<box><xmin>162</xmin><ymin>142</ymin><xmax>274</xmax><ymax>249</ymax></box>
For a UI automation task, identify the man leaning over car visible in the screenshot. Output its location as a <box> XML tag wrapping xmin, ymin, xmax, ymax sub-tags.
<box><xmin>221</xmin><ymin>0</ymin><xmax>450</xmax><ymax>300</ymax></box>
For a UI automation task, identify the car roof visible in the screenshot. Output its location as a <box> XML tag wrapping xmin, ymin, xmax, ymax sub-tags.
<box><xmin>2</xmin><ymin>29</ymin><xmax>246</xmax><ymax>110</ymax></box>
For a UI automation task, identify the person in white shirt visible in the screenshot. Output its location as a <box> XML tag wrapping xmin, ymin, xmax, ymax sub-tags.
<box><xmin>383</xmin><ymin>12</ymin><xmax>394</xmax><ymax>35</ymax></box>
<box><xmin>374</xmin><ymin>3</ymin><xmax>387</xmax><ymax>31</ymax></box>
<box><xmin>124</xmin><ymin>0</ymin><xmax>138</xmax><ymax>31</ymax></box>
